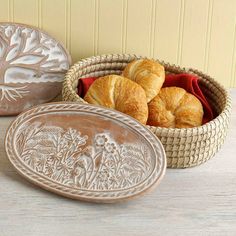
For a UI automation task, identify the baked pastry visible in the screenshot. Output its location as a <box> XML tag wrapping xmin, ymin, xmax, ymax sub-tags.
<box><xmin>84</xmin><ymin>75</ymin><xmax>148</xmax><ymax>124</ymax></box>
<box><xmin>122</xmin><ymin>59</ymin><xmax>165</xmax><ymax>102</ymax></box>
<box><xmin>147</xmin><ymin>87</ymin><xmax>203</xmax><ymax>128</ymax></box>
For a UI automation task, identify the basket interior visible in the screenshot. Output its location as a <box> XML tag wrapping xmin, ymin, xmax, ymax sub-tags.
<box><xmin>69</xmin><ymin>57</ymin><xmax>227</xmax><ymax>118</ymax></box>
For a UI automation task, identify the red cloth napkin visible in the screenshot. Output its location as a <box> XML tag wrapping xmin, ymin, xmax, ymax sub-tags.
<box><xmin>77</xmin><ymin>77</ymin><xmax>97</xmax><ymax>98</ymax></box>
<box><xmin>77</xmin><ymin>74</ymin><xmax>214</xmax><ymax>124</ymax></box>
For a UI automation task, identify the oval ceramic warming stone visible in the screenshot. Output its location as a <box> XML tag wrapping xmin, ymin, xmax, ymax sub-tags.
<box><xmin>5</xmin><ymin>102</ymin><xmax>166</xmax><ymax>203</ymax></box>
<box><xmin>0</xmin><ymin>22</ymin><xmax>71</xmax><ymax>115</ymax></box>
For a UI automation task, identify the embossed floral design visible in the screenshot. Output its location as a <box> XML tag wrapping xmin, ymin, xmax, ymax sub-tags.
<box><xmin>95</xmin><ymin>135</ymin><xmax>107</xmax><ymax>147</ymax></box>
<box><xmin>16</xmin><ymin>122</ymin><xmax>152</xmax><ymax>190</ymax></box>
<box><xmin>105</xmin><ymin>142</ymin><xmax>116</xmax><ymax>153</ymax></box>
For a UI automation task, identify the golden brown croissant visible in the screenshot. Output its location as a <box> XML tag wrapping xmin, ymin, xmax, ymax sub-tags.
<box><xmin>147</xmin><ymin>87</ymin><xmax>203</xmax><ymax>128</ymax></box>
<box><xmin>122</xmin><ymin>59</ymin><xmax>165</xmax><ymax>103</ymax></box>
<box><xmin>84</xmin><ymin>75</ymin><xmax>148</xmax><ymax>124</ymax></box>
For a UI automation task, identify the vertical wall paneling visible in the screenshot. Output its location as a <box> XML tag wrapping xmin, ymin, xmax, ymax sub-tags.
<box><xmin>65</xmin><ymin>0</ymin><xmax>71</xmax><ymax>53</ymax></box>
<box><xmin>181</xmin><ymin>0</ymin><xmax>209</xmax><ymax>71</ymax></box>
<box><xmin>125</xmin><ymin>0</ymin><xmax>152</xmax><ymax>56</ymax></box>
<box><xmin>177</xmin><ymin>0</ymin><xmax>185</xmax><ymax>65</ymax></box>
<box><xmin>70</xmin><ymin>0</ymin><xmax>95</xmax><ymax>61</ymax></box>
<box><xmin>207</xmin><ymin>0</ymin><xmax>236</xmax><ymax>87</ymax></box>
<box><xmin>154</xmin><ymin>0</ymin><xmax>181</xmax><ymax>64</ymax></box>
<box><xmin>231</xmin><ymin>24</ymin><xmax>236</xmax><ymax>87</ymax></box>
<box><xmin>41</xmin><ymin>0</ymin><xmax>67</xmax><ymax>48</ymax></box>
<box><xmin>37</xmin><ymin>0</ymin><xmax>42</xmax><ymax>28</ymax></box>
<box><xmin>94</xmin><ymin>0</ymin><xmax>99</xmax><ymax>55</ymax></box>
<box><xmin>204</xmin><ymin>0</ymin><xmax>213</xmax><ymax>73</ymax></box>
<box><xmin>149</xmin><ymin>0</ymin><xmax>157</xmax><ymax>58</ymax></box>
<box><xmin>8</xmin><ymin>0</ymin><xmax>14</xmax><ymax>21</ymax></box>
<box><xmin>0</xmin><ymin>0</ymin><xmax>236</xmax><ymax>86</ymax></box>
<box><xmin>121</xmin><ymin>0</ymin><xmax>128</xmax><ymax>53</ymax></box>
<box><xmin>98</xmin><ymin>0</ymin><xmax>123</xmax><ymax>54</ymax></box>
<box><xmin>13</xmin><ymin>0</ymin><xmax>38</xmax><ymax>26</ymax></box>
<box><xmin>0</xmin><ymin>0</ymin><xmax>9</xmax><ymax>21</ymax></box>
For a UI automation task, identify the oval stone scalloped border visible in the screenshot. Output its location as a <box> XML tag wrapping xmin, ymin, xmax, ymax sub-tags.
<box><xmin>5</xmin><ymin>102</ymin><xmax>166</xmax><ymax>203</ymax></box>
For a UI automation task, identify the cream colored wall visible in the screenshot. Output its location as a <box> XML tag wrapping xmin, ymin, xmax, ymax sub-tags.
<box><xmin>0</xmin><ymin>0</ymin><xmax>236</xmax><ymax>87</ymax></box>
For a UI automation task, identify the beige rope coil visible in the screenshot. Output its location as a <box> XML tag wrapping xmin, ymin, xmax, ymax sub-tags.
<box><xmin>62</xmin><ymin>54</ymin><xmax>231</xmax><ymax>168</ymax></box>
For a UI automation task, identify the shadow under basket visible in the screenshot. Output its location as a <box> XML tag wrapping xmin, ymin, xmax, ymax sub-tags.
<box><xmin>62</xmin><ymin>54</ymin><xmax>232</xmax><ymax>168</ymax></box>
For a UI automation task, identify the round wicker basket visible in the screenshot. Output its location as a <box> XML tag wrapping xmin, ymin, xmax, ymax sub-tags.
<box><xmin>62</xmin><ymin>54</ymin><xmax>231</xmax><ymax>168</ymax></box>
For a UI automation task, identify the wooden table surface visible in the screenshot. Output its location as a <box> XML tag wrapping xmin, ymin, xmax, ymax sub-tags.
<box><xmin>0</xmin><ymin>89</ymin><xmax>236</xmax><ymax>236</ymax></box>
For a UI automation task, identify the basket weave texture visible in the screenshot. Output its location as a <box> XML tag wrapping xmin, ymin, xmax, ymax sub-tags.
<box><xmin>62</xmin><ymin>54</ymin><xmax>231</xmax><ymax>168</ymax></box>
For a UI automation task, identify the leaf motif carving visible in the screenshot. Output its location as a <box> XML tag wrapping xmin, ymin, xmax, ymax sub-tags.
<box><xmin>0</xmin><ymin>23</ymin><xmax>69</xmax><ymax>102</ymax></box>
<box><xmin>10</xmin><ymin>55</ymin><xmax>46</xmax><ymax>65</ymax></box>
<box><xmin>17</xmin><ymin>122</ymin><xmax>152</xmax><ymax>191</ymax></box>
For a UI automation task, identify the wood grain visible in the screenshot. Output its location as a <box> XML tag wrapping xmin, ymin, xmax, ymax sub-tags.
<box><xmin>0</xmin><ymin>90</ymin><xmax>235</xmax><ymax>235</ymax></box>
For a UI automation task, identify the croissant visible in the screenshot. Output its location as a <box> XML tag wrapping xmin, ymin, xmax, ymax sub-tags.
<box><xmin>122</xmin><ymin>59</ymin><xmax>165</xmax><ymax>103</ymax></box>
<box><xmin>148</xmin><ymin>87</ymin><xmax>203</xmax><ymax>128</ymax></box>
<box><xmin>84</xmin><ymin>75</ymin><xmax>148</xmax><ymax>124</ymax></box>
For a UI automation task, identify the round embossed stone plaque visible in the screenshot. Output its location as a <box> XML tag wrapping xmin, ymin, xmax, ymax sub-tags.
<box><xmin>5</xmin><ymin>102</ymin><xmax>166</xmax><ymax>203</ymax></box>
<box><xmin>0</xmin><ymin>22</ymin><xmax>71</xmax><ymax>115</ymax></box>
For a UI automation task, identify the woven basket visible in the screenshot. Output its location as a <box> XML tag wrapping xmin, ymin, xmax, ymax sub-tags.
<box><xmin>62</xmin><ymin>54</ymin><xmax>231</xmax><ymax>168</ymax></box>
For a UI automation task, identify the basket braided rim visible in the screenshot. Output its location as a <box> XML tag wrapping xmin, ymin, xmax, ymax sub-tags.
<box><xmin>62</xmin><ymin>54</ymin><xmax>232</xmax><ymax>168</ymax></box>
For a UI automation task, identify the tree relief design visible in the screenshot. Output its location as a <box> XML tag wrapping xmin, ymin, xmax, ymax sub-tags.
<box><xmin>15</xmin><ymin>122</ymin><xmax>153</xmax><ymax>190</ymax></box>
<box><xmin>0</xmin><ymin>24</ymin><xmax>69</xmax><ymax>102</ymax></box>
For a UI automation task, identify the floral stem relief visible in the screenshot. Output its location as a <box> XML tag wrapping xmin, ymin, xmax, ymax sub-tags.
<box><xmin>16</xmin><ymin>122</ymin><xmax>152</xmax><ymax>190</ymax></box>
